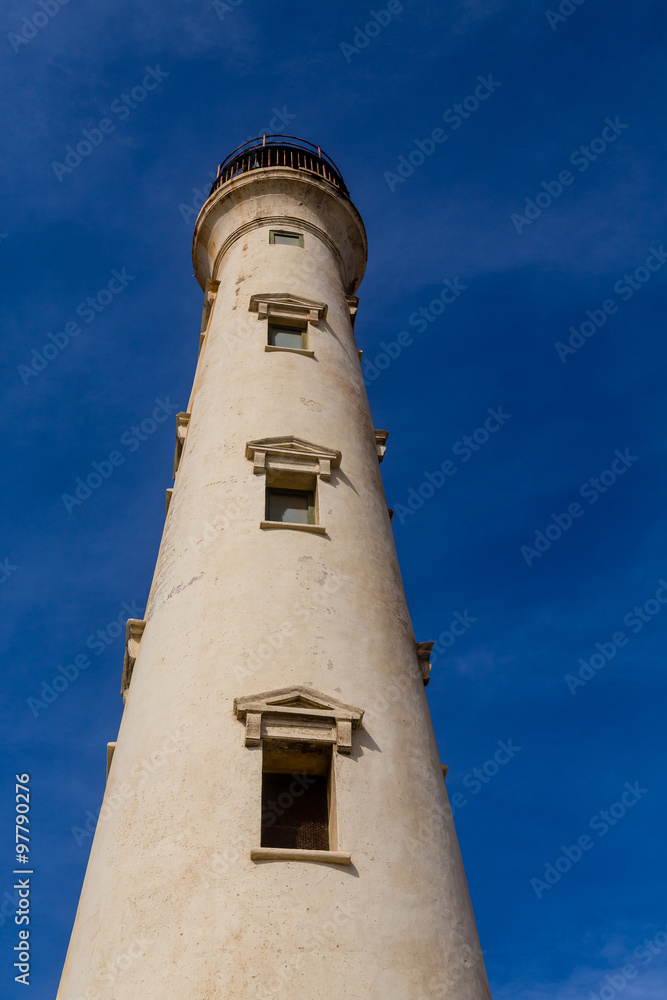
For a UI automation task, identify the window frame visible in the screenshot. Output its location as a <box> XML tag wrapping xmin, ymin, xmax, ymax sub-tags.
<box><xmin>269</xmin><ymin>230</ymin><xmax>304</xmax><ymax>247</ymax></box>
<box><xmin>267</xmin><ymin>322</ymin><xmax>307</xmax><ymax>352</ymax></box>
<box><xmin>235</xmin><ymin>686</ymin><xmax>363</xmax><ymax>865</ymax></box>
<box><xmin>265</xmin><ymin>487</ymin><xmax>315</xmax><ymax>526</ymax></box>
<box><xmin>260</xmin><ymin>742</ymin><xmax>333</xmax><ymax>852</ymax></box>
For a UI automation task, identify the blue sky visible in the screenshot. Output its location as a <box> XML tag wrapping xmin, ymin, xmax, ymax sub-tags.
<box><xmin>1</xmin><ymin>0</ymin><xmax>666</xmax><ymax>996</ymax></box>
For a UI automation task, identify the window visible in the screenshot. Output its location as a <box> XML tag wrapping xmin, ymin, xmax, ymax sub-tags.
<box><xmin>261</xmin><ymin>741</ymin><xmax>331</xmax><ymax>851</ymax></box>
<box><xmin>246</xmin><ymin>437</ymin><xmax>340</xmax><ymax>535</ymax></box>
<box><xmin>267</xmin><ymin>323</ymin><xmax>306</xmax><ymax>351</ymax></box>
<box><xmin>235</xmin><ymin>686</ymin><xmax>363</xmax><ymax>865</ymax></box>
<box><xmin>269</xmin><ymin>230</ymin><xmax>304</xmax><ymax>247</ymax></box>
<box><xmin>265</xmin><ymin>487</ymin><xmax>314</xmax><ymax>525</ymax></box>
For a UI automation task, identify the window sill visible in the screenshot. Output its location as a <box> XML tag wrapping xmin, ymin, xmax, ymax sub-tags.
<box><xmin>260</xmin><ymin>521</ymin><xmax>326</xmax><ymax>534</ymax></box>
<box><xmin>251</xmin><ymin>847</ymin><xmax>351</xmax><ymax>865</ymax></box>
<box><xmin>265</xmin><ymin>345</ymin><xmax>315</xmax><ymax>358</ymax></box>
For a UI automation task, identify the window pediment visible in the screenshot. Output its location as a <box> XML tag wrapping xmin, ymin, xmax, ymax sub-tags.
<box><xmin>173</xmin><ymin>412</ymin><xmax>191</xmax><ymax>478</ymax></box>
<box><xmin>246</xmin><ymin>436</ymin><xmax>341</xmax><ymax>481</ymax></box>
<box><xmin>249</xmin><ymin>292</ymin><xmax>327</xmax><ymax>326</ymax></box>
<box><xmin>346</xmin><ymin>295</ymin><xmax>359</xmax><ymax>329</ymax></box>
<box><xmin>374</xmin><ymin>429</ymin><xmax>389</xmax><ymax>463</ymax></box>
<box><xmin>121</xmin><ymin>619</ymin><xmax>146</xmax><ymax>700</ymax></box>
<box><xmin>234</xmin><ymin>685</ymin><xmax>364</xmax><ymax>754</ymax></box>
<box><xmin>416</xmin><ymin>641</ymin><xmax>435</xmax><ymax>686</ymax></box>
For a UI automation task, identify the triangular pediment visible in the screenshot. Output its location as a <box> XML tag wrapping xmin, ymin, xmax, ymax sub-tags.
<box><xmin>235</xmin><ymin>686</ymin><xmax>363</xmax><ymax>723</ymax></box>
<box><xmin>270</xmin><ymin>696</ymin><xmax>322</xmax><ymax>709</ymax></box>
<box><xmin>249</xmin><ymin>292</ymin><xmax>326</xmax><ymax>312</ymax></box>
<box><xmin>249</xmin><ymin>292</ymin><xmax>327</xmax><ymax>325</ymax></box>
<box><xmin>246</xmin><ymin>436</ymin><xmax>340</xmax><ymax>462</ymax></box>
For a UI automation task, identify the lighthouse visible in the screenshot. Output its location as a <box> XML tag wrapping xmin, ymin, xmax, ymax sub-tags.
<box><xmin>57</xmin><ymin>135</ymin><xmax>492</xmax><ymax>1000</ymax></box>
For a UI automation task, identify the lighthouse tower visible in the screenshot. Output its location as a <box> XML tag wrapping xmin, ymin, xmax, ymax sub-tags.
<box><xmin>57</xmin><ymin>135</ymin><xmax>492</xmax><ymax>1000</ymax></box>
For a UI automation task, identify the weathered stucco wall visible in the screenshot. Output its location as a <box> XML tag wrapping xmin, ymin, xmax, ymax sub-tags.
<box><xmin>56</xmin><ymin>162</ymin><xmax>492</xmax><ymax>1000</ymax></box>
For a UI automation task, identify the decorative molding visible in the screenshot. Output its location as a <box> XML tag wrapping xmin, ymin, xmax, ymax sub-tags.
<box><xmin>166</xmin><ymin>488</ymin><xmax>173</xmax><ymax>514</ymax></box>
<box><xmin>245</xmin><ymin>436</ymin><xmax>341</xmax><ymax>481</ymax></box>
<box><xmin>234</xmin><ymin>686</ymin><xmax>363</xmax><ymax>754</ymax></box>
<box><xmin>374</xmin><ymin>429</ymin><xmax>389</xmax><ymax>463</ymax></box>
<box><xmin>249</xmin><ymin>292</ymin><xmax>327</xmax><ymax>327</ymax></box>
<box><xmin>260</xmin><ymin>521</ymin><xmax>326</xmax><ymax>535</ymax></box>
<box><xmin>442</xmin><ymin>764</ymin><xmax>449</xmax><ymax>781</ymax></box>
<box><xmin>200</xmin><ymin>279</ymin><xmax>219</xmax><ymax>351</ymax></box>
<box><xmin>211</xmin><ymin>215</ymin><xmax>347</xmax><ymax>289</ymax></box>
<box><xmin>121</xmin><ymin>619</ymin><xmax>146</xmax><ymax>700</ymax></box>
<box><xmin>107</xmin><ymin>742</ymin><xmax>116</xmax><ymax>779</ymax></box>
<box><xmin>173</xmin><ymin>412</ymin><xmax>191</xmax><ymax>478</ymax></box>
<box><xmin>250</xmin><ymin>847</ymin><xmax>351</xmax><ymax>865</ymax></box>
<box><xmin>346</xmin><ymin>295</ymin><xmax>359</xmax><ymax>329</ymax></box>
<box><xmin>264</xmin><ymin>345</ymin><xmax>315</xmax><ymax>359</ymax></box>
<box><xmin>416</xmin><ymin>641</ymin><xmax>435</xmax><ymax>687</ymax></box>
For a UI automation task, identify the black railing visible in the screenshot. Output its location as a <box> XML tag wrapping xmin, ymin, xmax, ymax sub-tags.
<box><xmin>209</xmin><ymin>135</ymin><xmax>349</xmax><ymax>197</ymax></box>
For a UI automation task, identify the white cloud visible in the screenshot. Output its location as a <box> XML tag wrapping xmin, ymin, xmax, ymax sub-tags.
<box><xmin>495</xmin><ymin>955</ymin><xmax>667</xmax><ymax>1000</ymax></box>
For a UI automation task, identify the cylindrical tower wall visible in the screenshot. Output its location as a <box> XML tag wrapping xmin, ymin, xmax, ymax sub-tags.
<box><xmin>56</xmin><ymin>161</ymin><xmax>491</xmax><ymax>1000</ymax></box>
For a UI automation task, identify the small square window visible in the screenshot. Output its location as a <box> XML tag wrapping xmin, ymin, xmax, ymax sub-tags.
<box><xmin>267</xmin><ymin>324</ymin><xmax>306</xmax><ymax>350</ymax></box>
<box><xmin>261</xmin><ymin>743</ymin><xmax>331</xmax><ymax>851</ymax></box>
<box><xmin>269</xmin><ymin>230</ymin><xmax>304</xmax><ymax>247</ymax></box>
<box><xmin>266</xmin><ymin>488</ymin><xmax>314</xmax><ymax>525</ymax></box>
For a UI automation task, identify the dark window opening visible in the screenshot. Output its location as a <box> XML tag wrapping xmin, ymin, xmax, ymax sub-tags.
<box><xmin>261</xmin><ymin>742</ymin><xmax>331</xmax><ymax>851</ymax></box>
<box><xmin>261</xmin><ymin>772</ymin><xmax>329</xmax><ymax>850</ymax></box>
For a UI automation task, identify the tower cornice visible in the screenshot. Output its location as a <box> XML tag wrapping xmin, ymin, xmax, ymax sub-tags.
<box><xmin>192</xmin><ymin>167</ymin><xmax>367</xmax><ymax>295</ymax></box>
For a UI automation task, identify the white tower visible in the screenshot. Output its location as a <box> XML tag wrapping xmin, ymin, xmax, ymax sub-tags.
<box><xmin>57</xmin><ymin>135</ymin><xmax>492</xmax><ymax>1000</ymax></box>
